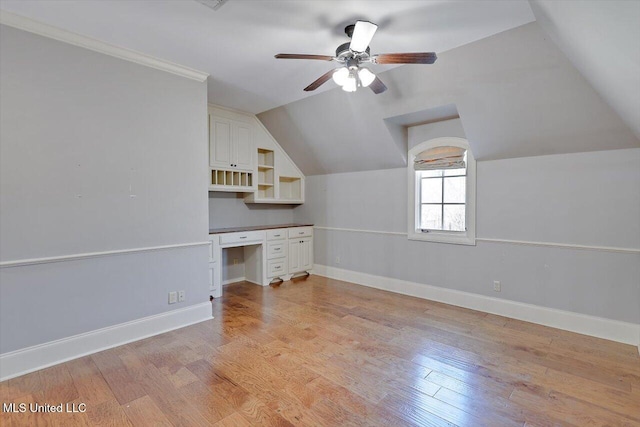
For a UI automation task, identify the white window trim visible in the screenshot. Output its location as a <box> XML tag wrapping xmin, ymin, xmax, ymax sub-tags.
<box><xmin>407</xmin><ymin>137</ymin><xmax>476</xmax><ymax>245</ymax></box>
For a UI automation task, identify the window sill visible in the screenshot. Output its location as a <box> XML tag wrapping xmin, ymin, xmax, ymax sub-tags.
<box><xmin>408</xmin><ymin>230</ymin><xmax>476</xmax><ymax>246</ymax></box>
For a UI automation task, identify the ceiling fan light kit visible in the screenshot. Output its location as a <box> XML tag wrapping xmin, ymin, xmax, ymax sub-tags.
<box><xmin>275</xmin><ymin>20</ymin><xmax>437</xmax><ymax>95</ymax></box>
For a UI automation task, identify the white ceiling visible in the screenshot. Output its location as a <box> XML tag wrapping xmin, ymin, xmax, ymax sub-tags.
<box><xmin>0</xmin><ymin>0</ymin><xmax>535</xmax><ymax>113</ymax></box>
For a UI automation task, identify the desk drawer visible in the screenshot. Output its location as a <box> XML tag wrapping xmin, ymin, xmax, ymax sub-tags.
<box><xmin>266</xmin><ymin>229</ymin><xmax>287</xmax><ymax>241</ymax></box>
<box><xmin>267</xmin><ymin>242</ymin><xmax>287</xmax><ymax>259</ymax></box>
<box><xmin>288</xmin><ymin>227</ymin><xmax>313</xmax><ymax>239</ymax></box>
<box><xmin>267</xmin><ymin>259</ymin><xmax>286</xmax><ymax>277</ymax></box>
<box><xmin>219</xmin><ymin>230</ymin><xmax>264</xmax><ymax>245</ymax></box>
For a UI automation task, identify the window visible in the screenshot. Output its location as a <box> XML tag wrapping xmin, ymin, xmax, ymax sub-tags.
<box><xmin>408</xmin><ymin>137</ymin><xmax>476</xmax><ymax>245</ymax></box>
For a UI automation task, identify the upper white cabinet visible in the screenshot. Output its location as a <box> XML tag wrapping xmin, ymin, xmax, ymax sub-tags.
<box><xmin>208</xmin><ymin>106</ymin><xmax>256</xmax><ymax>192</ymax></box>
<box><xmin>209</xmin><ymin>115</ymin><xmax>254</xmax><ymax>171</ymax></box>
<box><xmin>208</xmin><ymin>104</ymin><xmax>305</xmax><ymax>203</ymax></box>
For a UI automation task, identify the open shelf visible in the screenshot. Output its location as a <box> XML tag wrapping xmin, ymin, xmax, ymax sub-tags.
<box><xmin>257</xmin><ymin>149</ymin><xmax>274</xmax><ymax>168</ymax></box>
<box><xmin>258</xmin><ymin>167</ymin><xmax>274</xmax><ymax>187</ymax></box>
<box><xmin>244</xmin><ymin>146</ymin><xmax>304</xmax><ymax>204</ymax></box>
<box><xmin>279</xmin><ymin>176</ymin><xmax>302</xmax><ymax>200</ymax></box>
<box><xmin>258</xmin><ymin>183</ymin><xmax>274</xmax><ymax>199</ymax></box>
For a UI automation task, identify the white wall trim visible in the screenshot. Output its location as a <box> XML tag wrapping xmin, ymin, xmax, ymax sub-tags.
<box><xmin>475</xmin><ymin>238</ymin><xmax>640</xmax><ymax>254</ymax></box>
<box><xmin>313</xmin><ymin>264</ymin><xmax>640</xmax><ymax>349</ymax></box>
<box><xmin>0</xmin><ymin>241</ymin><xmax>210</xmax><ymax>269</ymax></box>
<box><xmin>223</xmin><ymin>277</ymin><xmax>246</xmax><ymax>286</ymax></box>
<box><xmin>314</xmin><ymin>226</ymin><xmax>640</xmax><ymax>254</ymax></box>
<box><xmin>0</xmin><ymin>11</ymin><xmax>209</xmax><ymax>82</ymax></box>
<box><xmin>0</xmin><ymin>302</ymin><xmax>212</xmax><ymax>381</ymax></box>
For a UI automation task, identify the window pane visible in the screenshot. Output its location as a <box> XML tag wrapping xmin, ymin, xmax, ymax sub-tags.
<box><xmin>444</xmin><ymin>168</ymin><xmax>466</xmax><ymax>176</ymax></box>
<box><xmin>443</xmin><ymin>204</ymin><xmax>466</xmax><ymax>231</ymax></box>
<box><xmin>419</xmin><ymin>170</ymin><xmax>442</xmax><ymax>178</ymax></box>
<box><xmin>421</xmin><ymin>178</ymin><xmax>442</xmax><ymax>203</ymax></box>
<box><xmin>421</xmin><ymin>204</ymin><xmax>442</xmax><ymax>230</ymax></box>
<box><xmin>443</xmin><ymin>176</ymin><xmax>466</xmax><ymax>203</ymax></box>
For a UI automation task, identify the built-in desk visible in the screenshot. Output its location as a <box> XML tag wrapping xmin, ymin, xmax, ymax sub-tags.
<box><xmin>208</xmin><ymin>224</ymin><xmax>314</xmax><ymax>298</ymax></box>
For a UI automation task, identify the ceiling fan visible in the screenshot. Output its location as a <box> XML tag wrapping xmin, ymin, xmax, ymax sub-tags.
<box><xmin>275</xmin><ymin>20</ymin><xmax>437</xmax><ymax>94</ymax></box>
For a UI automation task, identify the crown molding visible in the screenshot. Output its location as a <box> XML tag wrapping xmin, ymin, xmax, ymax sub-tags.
<box><xmin>0</xmin><ymin>10</ymin><xmax>209</xmax><ymax>82</ymax></box>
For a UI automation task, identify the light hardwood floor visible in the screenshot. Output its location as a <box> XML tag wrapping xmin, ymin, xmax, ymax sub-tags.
<box><xmin>1</xmin><ymin>275</ymin><xmax>639</xmax><ymax>426</ymax></box>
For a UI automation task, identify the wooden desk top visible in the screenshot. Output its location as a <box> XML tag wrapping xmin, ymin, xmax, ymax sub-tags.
<box><xmin>209</xmin><ymin>223</ymin><xmax>313</xmax><ymax>235</ymax></box>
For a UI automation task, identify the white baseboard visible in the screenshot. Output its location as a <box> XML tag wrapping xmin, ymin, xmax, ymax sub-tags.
<box><xmin>0</xmin><ymin>302</ymin><xmax>212</xmax><ymax>382</ymax></box>
<box><xmin>313</xmin><ymin>265</ymin><xmax>640</xmax><ymax>350</ymax></box>
<box><xmin>223</xmin><ymin>276</ymin><xmax>246</xmax><ymax>286</ymax></box>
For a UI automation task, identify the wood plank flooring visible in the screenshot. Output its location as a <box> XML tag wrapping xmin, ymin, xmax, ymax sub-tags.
<box><xmin>2</xmin><ymin>275</ymin><xmax>639</xmax><ymax>426</ymax></box>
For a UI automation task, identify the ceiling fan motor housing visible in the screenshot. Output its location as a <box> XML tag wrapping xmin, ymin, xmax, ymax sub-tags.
<box><xmin>335</xmin><ymin>42</ymin><xmax>370</xmax><ymax>61</ymax></box>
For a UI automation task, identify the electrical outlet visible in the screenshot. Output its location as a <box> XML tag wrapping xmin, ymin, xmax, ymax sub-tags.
<box><xmin>335</xmin><ymin>256</ymin><xmax>340</xmax><ymax>264</ymax></box>
<box><xmin>493</xmin><ymin>281</ymin><xmax>501</xmax><ymax>292</ymax></box>
<box><xmin>233</xmin><ymin>258</ymin><xmax>239</xmax><ymax>265</ymax></box>
<box><xmin>178</xmin><ymin>290</ymin><xmax>185</xmax><ymax>302</ymax></box>
<box><xmin>168</xmin><ymin>291</ymin><xmax>177</xmax><ymax>304</ymax></box>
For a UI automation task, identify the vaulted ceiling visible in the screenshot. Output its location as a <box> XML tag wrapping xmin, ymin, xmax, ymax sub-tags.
<box><xmin>258</xmin><ymin>20</ymin><xmax>639</xmax><ymax>175</ymax></box>
<box><xmin>0</xmin><ymin>0</ymin><xmax>535</xmax><ymax>113</ymax></box>
<box><xmin>1</xmin><ymin>0</ymin><xmax>638</xmax><ymax>175</ymax></box>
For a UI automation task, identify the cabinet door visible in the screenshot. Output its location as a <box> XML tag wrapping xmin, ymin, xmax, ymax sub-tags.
<box><xmin>289</xmin><ymin>237</ymin><xmax>313</xmax><ymax>273</ymax></box>
<box><xmin>288</xmin><ymin>239</ymin><xmax>300</xmax><ymax>274</ymax></box>
<box><xmin>210</xmin><ymin>116</ymin><xmax>232</xmax><ymax>168</ymax></box>
<box><xmin>300</xmin><ymin>238</ymin><xmax>313</xmax><ymax>271</ymax></box>
<box><xmin>233</xmin><ymin>122</ymin><xmax>253</xmax><ymax>170</ymax></box>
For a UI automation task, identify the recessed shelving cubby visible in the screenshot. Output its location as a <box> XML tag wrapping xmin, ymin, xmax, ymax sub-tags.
<box><xmin>257</xmin><ymin>148</ymin><xmax>274</xmax><ymax>168</ymax></box>
<box><xmin>258</xmin><ymin>168</ymin><xmax>274</xmax><ymax>186</ymax></box>
<box><xmin>256</xmin><ymin>148</ymin><xmax>275</xmax><ymax>198</ymax></box>
<box><xmin>279</xmin><ymin>176</ymin><xmax>302</xmax><ymax>200</ymax></box>
<box><xmin>258</xmin><ymin>184</ymin><xmax>274</xmax><ymax>199</ymax></box>
<box><xmin>210</xmin><ymin>168</ymin><xmax>253</xmax><ymax>192</ymax></box>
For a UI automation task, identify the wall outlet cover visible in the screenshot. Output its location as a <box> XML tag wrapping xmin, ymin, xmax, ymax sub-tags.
<box><xmin>168</xmin><ymin>291</ymin><xmax>177</xmax><ymax>304</ymax></box>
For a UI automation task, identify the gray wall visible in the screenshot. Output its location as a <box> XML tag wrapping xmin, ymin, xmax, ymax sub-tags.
<box><xmin>0</xmin><ymin>26</ymin><xmax>209</xmax><ymax>353</ymax></box>
<box><xmin>208</xmin><ymin>192</ymin><xmax>295</xmax><ymax>229</ymax></box>
<box><xmin>408</xmin><ymin>118</ymin><xmax>466</xmax><ymax>151</ymax></box>
<box><xmin>294</xmin><ymin>148</ymin><xmax>640</xmax><ymax>324</ymax></box>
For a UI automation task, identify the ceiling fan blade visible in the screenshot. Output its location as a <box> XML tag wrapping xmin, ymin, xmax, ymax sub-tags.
<box><xmin>304</xmin><ymin>69</ymin><xmax>336</xmax><ymax>92</ymax></box>
<box><xmin>275</xmin><ymin>54</ymin><xmax>334</xmax><ymax>61</ymax></box>
<box><xmin>369</xmin><ymin>77</ymin><xmax>387</xmax><ymax>94</ymax></box>
<box><xmin>349</xmin><ymin>21</ymin><xmax>378</xmax><ymax>52</ymax></box>
<box><xmin>372</xmin><ymin>52</ymin><xmax>437</xmax><ymax>64</ymax></box>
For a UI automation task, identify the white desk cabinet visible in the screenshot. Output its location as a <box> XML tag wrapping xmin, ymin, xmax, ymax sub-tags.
<box><xmin>287</xmin><ymin>227</ymin><xmax>313</xmax><ymax>274</ymax></box>
<box><xmin>289</xmin><ymin>238</ymin><xmax>313</xmax><ymax>274</ymax></box>
<box><xmin>208</xmin><ymin>225</ymin><xmax>313</xmax><ymax>298</ymax></box>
